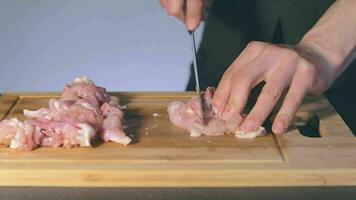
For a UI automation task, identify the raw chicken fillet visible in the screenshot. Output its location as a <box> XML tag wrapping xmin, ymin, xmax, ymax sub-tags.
<box><xmin>167</xmin><ymin>87</ymin><xmax>266</xmax><ymax>138</ymax></box>
<box><xmin>0</xmin><ymin>77</ymin><xmax>131</xmax><ymax>150</ymax></box>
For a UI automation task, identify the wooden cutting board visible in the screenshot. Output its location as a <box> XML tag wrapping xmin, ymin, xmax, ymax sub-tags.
<box><xmin>0</xmin><ymin>92</ymin><xmax>355</xmax><ymax>187</ymax></box>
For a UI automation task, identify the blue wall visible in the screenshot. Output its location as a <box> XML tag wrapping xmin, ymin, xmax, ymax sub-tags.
<box><xmin>0</xmin><ymin>0</ymin><xmax>204</xmax><ymax>92</ymax></box>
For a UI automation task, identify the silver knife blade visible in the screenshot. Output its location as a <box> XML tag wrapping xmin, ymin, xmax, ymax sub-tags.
<box><xmin>189</xmin><ymin>30</ymin><xmax>205</xmax><ymax>125</ymax></box>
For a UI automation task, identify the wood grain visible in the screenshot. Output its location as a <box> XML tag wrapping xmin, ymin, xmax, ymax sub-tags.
<box><xmin>0</xmin><ymin>92</ymin><xmax>355</xmax><ymax>187</ymax></box>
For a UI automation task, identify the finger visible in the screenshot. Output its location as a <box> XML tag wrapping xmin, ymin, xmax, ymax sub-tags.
<box><xmin>211</xmin><ymin>70</ymin><xmax>233</xmax><ymax>115</ymax></box>
<box><xmin>186</xmin><ymin>0</ymin><xmax>204</xmax><ymax>30</ymax></box>
<box><xmin>165</xmin><ymin>0</ymin><xmax>185</xmax><ymax>22</ymax></box>
<box><xmin>159</xmin><ymin>0</ymin><xmax>167</xmax><ymax>8</ymax></box>
<box><xmin>236</xmin><ymin>42</ymin><xmax>269</xmax><ymax>67</ymax></box>
<box><xmin>212</xmin><ymin>41</ymin><xmax>268</xmax><ymax>115</ymax></box>
<box><xmin>240</xmin><ymin>52</ymin><xmax>298</xmax><ymax>132</ymax></box>
<box><xmin>222</xmin><ymin>60</ymin><xmax>266</xmax><ymax>121</ymax></box>
<box><xmin>222</xmin><ymin>77</ymin><xmax>253</xmax><ymax>121</ymax></box>
<box><xmin>272</xmin><ymin>64</ymin><xmax>311</xmax><ymax>134</ymax></box>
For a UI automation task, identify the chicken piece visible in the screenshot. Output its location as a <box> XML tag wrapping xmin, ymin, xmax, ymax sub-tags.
<box><xmin>26</xmin><ymin>120</ymin><xmax>96</xmax><ymax>148</ymax></box>
<box><xmin>62</xmin><ymin>77</ymin><xmax>108</xmax><ymax>108</ymax></box>
<box><xmin>0</xmin><ymin>118</ymin><xmax>39</xmax><ymax>150</ymax></box>
<box><xmin>24</xmin><ymin>98</ymin><xmax>103</xmax><ymax>130</ymax></box>
<box><xmin>101</xmin><ymin>102</ymin><xmax>131</xmax><ymax>145</ymax></box>
<box><xmin>0</xmin><ymin>77</ymin><xmax>131</xmax><ymax>150</ymax></box>
<box><xmin>167</xmin><ymin>87</ymin><xmax>266</xmax><ymax>138</ymax></box>
<box><xmin>62</xmin><ymin>123</ymin><xmax>96</xmax><ymax>148</ymax></box>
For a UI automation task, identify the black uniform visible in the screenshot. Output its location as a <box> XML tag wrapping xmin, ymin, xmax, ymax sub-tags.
<box><xmin>187</xmin><ymin>0</ymin><xmax>356</xmax><ymax>133</ymax></box>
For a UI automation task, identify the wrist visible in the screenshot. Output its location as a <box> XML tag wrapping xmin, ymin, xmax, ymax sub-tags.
<box><xmin>300</xmin><ymin>25</ymin><xmax>356</xmax><ymax>80</ymax></box>
<box><xmin>300</xmin><ymin>32</ymin><xmax>345</xmax><ymax>80</ymax></box>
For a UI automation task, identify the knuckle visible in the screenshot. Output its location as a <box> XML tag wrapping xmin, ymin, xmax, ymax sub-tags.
<box><xmin>284</xmin><ymin>49</ymin><xmax>299</xmax><ymax>60</ymax></box>
<box><xmin>301</xmin><ymin>64</ymin><xmax>316</xmax><ymax>76</ymax></box>
<box><xmin>285</xmin><ymin>94</ymin><xmax>302</xmax><ymax>108</ymax></box>
<box><xmin>212</xmin><ymin>93</ymin><xmax>224</xmax><ymax>106</ymax></box>
<box><xmin>231</xmin><ymin>74</ymin><xmax>250</xmax><ymax>90</ymax></box>
<box><xmin>159</xmin><ymin>0</ymin><xmax>166</xmax><ymax>8</ymax></box>
<box><xmin>261</xmin><ymin>85</ymin><xmax>281</xmax><ymax>101</ymax></box>
<box><xmin>246</xmin><ymin>41</ymin><xmax>263</xmax><ymax>50</ymax></box>
<box><xmin>242</xmin><ymin>41</ymin><xmax>268</xmax><ymax>59</ymax></box>
<box><xmin>226</xmin><ymin>94</ymin><xmax>246</xmax><ymax>114</ymax></box>
<box><xmin>166</xmin><ymin>8</ymin><xmax>181</xmax><ymax>17</ymax></box>
<box><xmin>246</xmin><ymin>114</ymin><xmax>263</xmax><ymax>124</ymax></box>
<box><xmin>212</xmin><ymin>99</ymin><xmax>223</xmax><ymax>108</ymax></box>
<box><xmin>264</xmin><ymin>43</ymin><xmax>278</xmax><ymax>52</ymax></box>
<box><xmin>298</xmin><ymin>65</ymin><xmax>317</xmax><ymax>89</ymax></box>
<box><xmin>191</xmin><ymin>0</ymin><xmax>204</xmax><ymax>9</ymax></box>
<box><xmin>221</xmin><ymin>69</ymin><xmax>232</xmax><ymax>80</ymax></box>
<box><xmin>275</xmin><ymin>113</ymin><xmax>291</xmax><ymax>124</ymax></box>
<box><xmin>226</xmin><ymin>100</ymin><xmax>240</xmax><ymax>111</ymax></box>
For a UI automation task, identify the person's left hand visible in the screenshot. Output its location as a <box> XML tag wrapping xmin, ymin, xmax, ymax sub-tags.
<box><xmin>211</xmin><ymin>41</ymin><xmax>335</xmax><ymax>134</ymax></box>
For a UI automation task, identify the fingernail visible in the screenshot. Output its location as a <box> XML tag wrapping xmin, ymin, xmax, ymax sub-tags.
<box><xmin>241</xmin><ymin>120</ymin><xmax>257</xmax><ymax>132</ymax></box>
<box><xmin>187</xmin><ymin>18</ymin><xmax>199</xmax><ymax>30</ymax></box>
<box><xmin>212</xmin><ymin>106</ymin><xmax>219</xmax><ymax>115</ymax></box>
<box><xmin>273</xmin><ymin>121</ymin><xmax>285</xmax><ymax>134</ymax></box>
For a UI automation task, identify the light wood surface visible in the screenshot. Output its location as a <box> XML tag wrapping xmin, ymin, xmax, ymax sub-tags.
<box><xmin>0</xmin><ymin>92</ymin><xmax>355</xmax><ymax>187</ymax></box>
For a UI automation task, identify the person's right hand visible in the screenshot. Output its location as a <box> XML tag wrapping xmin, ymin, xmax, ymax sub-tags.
<box><xmin>160</xmin><ymin>0</ymin><xmax>210</xmax><ymax>30</ymax></box>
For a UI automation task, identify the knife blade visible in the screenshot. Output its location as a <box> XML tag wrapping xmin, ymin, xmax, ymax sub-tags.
<box><xmin>188</xmin><ymin>30</ymin><xmax>205</xmax><ymax>125</ymax></box>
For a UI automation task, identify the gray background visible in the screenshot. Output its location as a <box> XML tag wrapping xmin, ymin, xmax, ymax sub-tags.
<box><xmin>0</xmin><ymin>0</ymin><xmax>204</xmax><ymax>92</ymax></box>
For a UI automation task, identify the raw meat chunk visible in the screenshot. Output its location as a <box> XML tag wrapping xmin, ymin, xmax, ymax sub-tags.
<box><xmin>167</xmin><ymin>87</ymin><xmax>266</xmax><ymax>138</ymax></box>
<box><xmin>0</xmin><ymin>77</ymin><xmax>131</xmax><ymax>150</ymax></box>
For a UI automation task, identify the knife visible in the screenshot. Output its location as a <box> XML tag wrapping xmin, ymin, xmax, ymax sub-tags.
<box><xmin>188</xmin><ymin>30</ymin><xmax>205</xmax><ymax>125</ymax></box>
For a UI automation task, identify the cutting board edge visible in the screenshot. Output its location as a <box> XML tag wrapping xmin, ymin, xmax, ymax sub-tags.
<box><xmin>1</xmin><ymin>169</ymin><xmax>356</xmax><ymax>187</ymax></box>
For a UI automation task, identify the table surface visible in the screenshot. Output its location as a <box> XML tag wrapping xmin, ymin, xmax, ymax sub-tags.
<box><xmin>1</xmin><ymin>187</ymin><xmax>356</xmax><ymax>200</ymax></box>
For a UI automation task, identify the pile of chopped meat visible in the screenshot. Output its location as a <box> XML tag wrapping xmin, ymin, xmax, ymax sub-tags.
<box><xmin>0</xmin><ymin>77</ymin><xmax>131</xmax><ymax>150</ymax></box>
<box><xmin>167</xmin><ymin>87</ymin><xmax>266</xmax><ymax>139</ymax></box>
